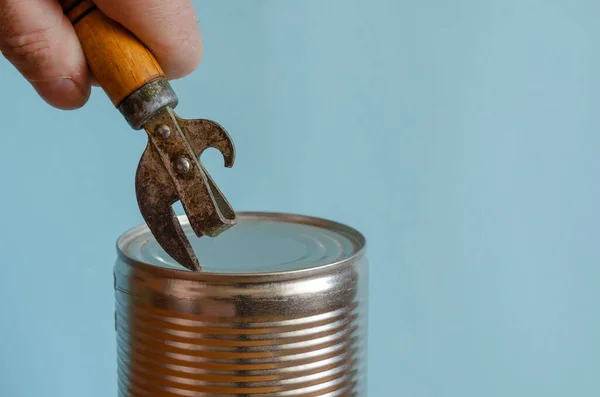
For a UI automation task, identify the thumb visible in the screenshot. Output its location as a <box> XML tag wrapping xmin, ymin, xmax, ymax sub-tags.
<box><xmin>0</xmin><ymin>0</ymin><xmax>91</xmax><ymax>109</ymax></box>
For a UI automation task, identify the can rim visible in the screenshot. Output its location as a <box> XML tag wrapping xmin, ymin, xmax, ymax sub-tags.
<box><xmin>116</xmin><ymin>211</ymin><xmax>367</xmax><ymax>282</ymax></box>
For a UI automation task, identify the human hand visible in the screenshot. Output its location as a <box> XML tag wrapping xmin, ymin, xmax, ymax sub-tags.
<box><xmin>0</xmin><ymin>0</ymin><xmax>202</xmax><ymax>110</ymax></box>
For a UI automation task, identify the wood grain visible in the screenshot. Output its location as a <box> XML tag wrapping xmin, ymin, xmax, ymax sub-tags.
<box><xmin>58</xmin><ymin>0</ymin><xmax>165</xmax><ymax>105</ymax></box>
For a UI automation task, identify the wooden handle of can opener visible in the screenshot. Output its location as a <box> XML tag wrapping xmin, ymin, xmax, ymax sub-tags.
<box><xmin>58</xmin><ymin>0</ymin><xmax>165</xmax><ymax>106</ymax></box>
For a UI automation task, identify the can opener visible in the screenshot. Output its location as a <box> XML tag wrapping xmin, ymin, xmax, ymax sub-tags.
<box><xmin>59</xmin><ymin>0</ymin><xmax>236</xmax><ymax>271</ymax></box>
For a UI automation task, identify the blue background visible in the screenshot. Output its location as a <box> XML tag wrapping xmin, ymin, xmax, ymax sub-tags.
<box><xmin>1</xmin><ymin>1</ymin><xmax>599</xmax><ymax>396</ymax></box>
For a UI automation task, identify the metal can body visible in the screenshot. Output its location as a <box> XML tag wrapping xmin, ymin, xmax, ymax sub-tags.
<box><xmin>115</xmin><ymin>212</ymin><xmax>368</xmax><ymax>396</ymax></box>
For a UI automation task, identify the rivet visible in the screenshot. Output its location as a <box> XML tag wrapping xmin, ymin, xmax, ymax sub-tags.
<box><xmin>155</xmin><ymin>124</ymin><xmax>171</xmax><ymax>139</ymax></box>
<box><xmin>174</xmin><ymin>157</ymin><xmax>191</xmax><ymax>174</ymax></box>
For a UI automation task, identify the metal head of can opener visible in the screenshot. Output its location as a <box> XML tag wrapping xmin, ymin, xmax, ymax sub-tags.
<box><xmin>132</xmin><ymin>85</ymin><xmax>236</xmax><ymax>271</ymax></box>
<box><xmin>59</xmin><ymin>0</ymin><xmax>236</xmax><ymax>271</ymax></box>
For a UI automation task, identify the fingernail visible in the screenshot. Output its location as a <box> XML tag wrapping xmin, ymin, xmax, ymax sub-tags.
<box><xmin>33</xmin><ymin>77</ymin><xmax>90</xmax><ymax>110</ymax></box>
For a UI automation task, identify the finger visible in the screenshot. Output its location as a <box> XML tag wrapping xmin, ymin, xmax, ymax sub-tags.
<box><xmin>95</xmin><ymin>0</ymin><xmax>202</xmax><ymax>79</ymax></box>
<box><xmin>0</xmin><ymin>0</ymin><xmax>91</xmax><ymax>109</ymax></box>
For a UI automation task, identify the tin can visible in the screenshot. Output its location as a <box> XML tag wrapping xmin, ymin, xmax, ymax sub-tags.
<box><xmin>115</xmin><ymin>212</ymin><xmax>368</xmax><ymax>396</ymax></box>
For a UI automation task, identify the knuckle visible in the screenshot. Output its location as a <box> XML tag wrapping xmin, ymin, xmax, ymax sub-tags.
<box><xmin>0</xmin><ymin>26</ymin><xmax>57</xmax><ymax>77</ymax></box>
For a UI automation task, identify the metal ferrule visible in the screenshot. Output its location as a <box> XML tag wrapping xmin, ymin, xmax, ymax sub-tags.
<box><xmin>117</xmin><ymin>78</ymin><xmax>179</xmax><ymax>130</ymax></box>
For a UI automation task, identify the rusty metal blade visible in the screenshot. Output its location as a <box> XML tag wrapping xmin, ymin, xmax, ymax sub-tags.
<box><xmin>135</xmin><ymin>142</ymin><xmax>200</xmax><ymax>271</ymax></box>
<box><xmin>177</xmin><ymin>117</ymin><xmax>236</xmax><ymax>236</ymax></box>
<box><xmin>198</xmin><ymin>163</ymin><xmax>236</xmax><ymax>236</ymax></box>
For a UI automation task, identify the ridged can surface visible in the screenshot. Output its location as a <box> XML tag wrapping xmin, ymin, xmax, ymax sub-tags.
<box><xmin>115</xmin><ymin>212</ymin><xmax>368</xmax><ymax>396</ymax></box>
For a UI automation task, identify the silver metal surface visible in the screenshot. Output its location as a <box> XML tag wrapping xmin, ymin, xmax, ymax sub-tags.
<box><xmin>115</xmin><ymin>212</ymin><xmax>368</xmax><ymax>396</ymax></box>
<box><xmin>117</xmin><ymin>78</ymin><xmax>179</xmax><ymax>130</ymax></box>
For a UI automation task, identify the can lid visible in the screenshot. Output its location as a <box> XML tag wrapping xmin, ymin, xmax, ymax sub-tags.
<box><xmin>117</xmin><ymin>212</ymin><xmax>365</xmax><ymax>274</ymax></box>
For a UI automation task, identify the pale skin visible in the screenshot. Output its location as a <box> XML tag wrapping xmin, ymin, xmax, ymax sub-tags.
<box><xmin>0</xmin><ymin>0</ymin><xmax>202</xmax><ymax>109</ymax></box>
